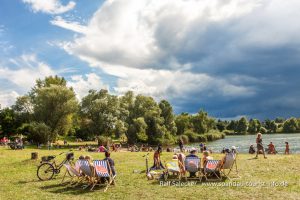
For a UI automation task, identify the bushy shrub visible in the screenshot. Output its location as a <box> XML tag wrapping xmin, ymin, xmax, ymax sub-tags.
<box><xmin>197</xmin><ymin>135</ymin><xmax>207</xmax><ymax>142</ymax></box>
<box><xmin>259</xmin><ymin>127</ymin><xmax>267</xmax><ymax>134</ymax></box>
<box><xmin>180</xmin><ymin>135</ymin><xmax>189</xmax><ymax>144</ymax></box>
<box><xmin>204</xmin><ymin>131</ymin><xmax>225</xmax><ymax>141</ymax></box>
<box><xmin>27</xmin><ymin>122</ymin><xmax>52</xmax><ymax>144</ymax></box>
<box><xmin>97</xmin><ymin>136</ymin><xmax>112</xmax><ymax>146</ymax></box>
<box><xmin>158</xmin><ymin>132</ymin><xmax>176</xmax><ymax>146</ymax></box>
<box><xmin>184</xmin><ymin>130</ymin><xmax>199</xmax><ymax>142</ymax></box>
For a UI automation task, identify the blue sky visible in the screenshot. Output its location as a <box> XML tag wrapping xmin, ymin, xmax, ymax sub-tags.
<box><xmin>0</xmin><ymin>0</ymin><xmax>300</xmax><ymax>119</ymax></box>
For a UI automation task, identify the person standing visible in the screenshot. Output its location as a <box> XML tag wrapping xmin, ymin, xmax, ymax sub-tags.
<box><xmin>255</xmin><ymin>133</ymin><xmax>267</xmax><ymax>159</ymax></box>
<box><xmin>285</xmin><ymin>142</ymin><xmax>290</xmax><ymax>154</ymax></box>
<box><xmin>178</xmin><ymin>138</ymin><xmax>184</xmax><ymax>152</ymax></box>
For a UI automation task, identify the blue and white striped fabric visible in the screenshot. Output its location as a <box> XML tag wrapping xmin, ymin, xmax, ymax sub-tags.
<box><xmin>222</xmin><ymin>153</ymin><xmax>235</xmax><ymax>169</ymax></box>
<box><xmin>185</xmin><ymin>157</ymin><xmax>200</xmax><ymax>173</ymax></box>
<box><xmin>93</xmin><ymin>160</ymin><xmax>110</xmax><ymax>177</ymax></box>
<box><xmin>79</xmin><ymin>160</ymin><xmax>93</xmax><ymax>176</ymax></box>
<box><xmin>205</xmin><ymin>160</ymin><xmax>220</xmax><ymax>173</ymax></box>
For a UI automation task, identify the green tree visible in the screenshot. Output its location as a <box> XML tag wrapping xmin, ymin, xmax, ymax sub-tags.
<box><xmin>80</xmin><ymin>89</ymin><xmax>118</xmax><ymax>137</ymax></box>
<box><xmin>27</xmin><ymin>122</ymin><xmax>51</xmax><ymax>144</ymax></box>
<box><xmin>32</xmin><ymin>77</ymin><xmax>78</xmax><ymax>142</ymax></box>
<box><xmin>175</xmin><ymin>113</ymin><xmax>191</xmax><ymax>135</ymax></box>
<box><xmin>283</xmin><ymin>118</ymin><xmax>298</xmax><ymax>133</ymax></box>
<box><xmin>227</xmin><ymin>120</ymin><xmax>237</xmax><ymax>131</ymax></box>
<box><xmin>191</xmin><ymin>110</ymin><xmax>216</xmax><ymax>134</ymax></box>
<box><xmin>159</xmin><ymin>100</ymin><xmax>177</xmax><ymax>135</ymax></box>
<box><xmin>235</xmin><ymin>117</ymin><xmax>248</xmax><ymax>134</ymax></box>
<box><xmin>269</xmin><ymin>120</ymin><xmax>277</xmax><ymax>133</ymax></box>
<box><xmin>133</xmin><ymin>117</ymin><xmax>148</xmax><ymax>142</ymax></box>
<box><xmin>216</xmin><ymin>120</ymin><xmax>226</xmax><ymax>132</ymax></box>
<box><xmin>0</xmin><ymin>108</ymin><xmax>19</xmax><ymax>135</ymax></box>
<box><xmin>248</xmin><ymin>119</ymin><xmax>261</xmax><ymax>134</ymax></box>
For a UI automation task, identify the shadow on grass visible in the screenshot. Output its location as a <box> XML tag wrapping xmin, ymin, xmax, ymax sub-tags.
<box><xmin>247</xmin><ymin>157</ymin><xmax>259</xmax><ymax>160</ymax></box>
<box><xmin>17</xmin><ymin>180</ymin><xmax>41</xmax><ymax>184</ymax></box>
<box><xmin>40</xmin><ymin>182</ymin><xmax>109</xmax><ymax>195</ymax></box>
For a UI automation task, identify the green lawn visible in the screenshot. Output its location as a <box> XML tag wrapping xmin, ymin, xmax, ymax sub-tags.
<box><xmin>0</xmin><ymin>147</ymin><xmax>299</xmax><ymax>200</ymax></box>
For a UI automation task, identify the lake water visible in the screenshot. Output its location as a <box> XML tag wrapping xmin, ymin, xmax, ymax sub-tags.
<box><xmin>188</xmin><ymin>133</ymin><xmax>300</xmax><ymax>154</ymax></box>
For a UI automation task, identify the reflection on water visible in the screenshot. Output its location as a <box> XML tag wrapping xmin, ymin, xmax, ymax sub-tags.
<box><xmin>190</xmin><ymin>133</ymin><xmax>300</xmax><ymax>154</ymax></box>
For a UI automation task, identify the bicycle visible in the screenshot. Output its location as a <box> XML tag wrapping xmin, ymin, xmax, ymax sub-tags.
<box><xmin>37</xmin><ymin>152</ymin><xmax>74</xmax><ymax>181</ymax></box>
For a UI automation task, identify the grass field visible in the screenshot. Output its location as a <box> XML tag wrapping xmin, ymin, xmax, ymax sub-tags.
<box><xmin>0</xmin><ymin>147</ymin><xmax>299</xmax><ymax>200</ymax></box>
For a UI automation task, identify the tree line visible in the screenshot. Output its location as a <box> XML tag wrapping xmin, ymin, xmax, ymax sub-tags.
<box><xmin>0</xmin><ymin>76</ymin><xmax>299</xmax><ymax>145</ymax></box>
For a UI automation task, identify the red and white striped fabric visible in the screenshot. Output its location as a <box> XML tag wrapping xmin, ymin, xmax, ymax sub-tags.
<box><xmin>205</xmin><ymin>160</ymin><xmax>220</xmax><ymax>172</ymax></box>
<box><xmin>93</xmin><ymin>160</ymin><xmax>110</xmax><ymax>177</ymax></box>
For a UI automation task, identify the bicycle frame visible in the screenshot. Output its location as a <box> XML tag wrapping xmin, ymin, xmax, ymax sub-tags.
<box><xmin>51</xmin><ymin>158</ymin><xmax>70</xmax><ymax>171</ymax></box>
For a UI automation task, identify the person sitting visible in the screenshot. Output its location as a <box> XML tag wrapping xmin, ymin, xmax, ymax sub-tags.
<box><xmin>150</xmin><ymin>150</ymin><xmax>164</xmax><ymax>170</ymax></box>
<box><xmin>98</xmin><ymin>144</ymin><xmax>107</xmax><ymax>152</ymax></box>
<box><xmin>177</xmin><ymin>153</ymin><xmax>186</xmax><ymax>175</ymax></box>
<box><xmin>84</xmin><ymin>155</ymin><xmax>93</xmax><ymax>166</ymax></box>
<box><xmin>221</xmin><ymin>148</ymin><xmax>226</xmax><ymax>154</ymax></box>
<box><xmin>186</xmin><ymin>148</ymin><xmax>199</xmax><ymax>177</ymax></box>
<box><xmin>267</xmin><ymin>142</ymin><xmax>276</xmax><ymax>154</ymax></box>
<box><xmin>231</xmin><ymin>146</ymin><xmax>237</xmax><ymax>154</ymax></box>
<box><xmin>166</xmin><ymin>146</ymin><xmax>171</xmax><ymax>152</ymax></box>
<box><xmin>218</xmin><ymin>149</ymin><xmax>235</xmax><ymax>168</ymax></box>
<box><xmin>199</xmin><ymin>143</ymin><xmax>204</xmax><ymax>153</ymax></box>
<box><xmin>104</xmin><ymin>151</ymin><xmax>116</xmax><ymax>176</ymax></box>
<box><xmin>167</xmin><ymin>154</ymin><xmax>180</xmax><ymax>176</ymax></box>
<box><xmin>249</xmin><ymin>145</ymin><xmax>255</xmax><ymax>154</ymax></box>
<box><xmin>202</xmin><ymin>151</ymin><xmax>213</xmax><ymax>167</ymax></box>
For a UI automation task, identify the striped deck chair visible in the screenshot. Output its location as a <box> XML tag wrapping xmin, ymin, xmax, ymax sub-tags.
<box><xmin>164</xmin><ymin>160</ymin><xmax>183</xmax><ymax>180</ymax></box>
<box><xmin>220</xmin><ymin>153</ymin><xmax>240</xmax><ymax>179</ymax></box>
<box><xmin>203</xmin><ymin>160</ymin><xmax>221</xmax><ymax>181</ymax></box>
<box><xmin>79</xmin><ymin>160</ymin><xmax>94</xmax><ymax>188</ymax></box>
<box><xmin>61</xmin><ymin>162</ymin><xmax>82</xmax><ymax>185</ymax></box>
<box><xmin>91</xmin><ymin>160</ymin><xmax>115</xmax><ymax>192</ymax></box>
<box><xmin>184</xmin><ymin>157</ymin><xmax>201</xmax><ymax>181</ymax></box>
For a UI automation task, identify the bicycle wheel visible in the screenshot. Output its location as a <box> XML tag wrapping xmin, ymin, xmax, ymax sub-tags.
<box><xmin>37</xmin><ymin>163</ymin><xmax>55</xmax><ymax>181</ymax></box>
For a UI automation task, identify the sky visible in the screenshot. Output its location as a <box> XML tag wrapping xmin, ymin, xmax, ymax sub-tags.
<box><xmin>0</xmin><ymin>0</ymin><xmax>300</xmax><ymax>119</ymax></box>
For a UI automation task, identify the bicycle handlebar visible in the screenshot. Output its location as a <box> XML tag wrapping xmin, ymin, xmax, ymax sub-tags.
<box><xmin>143</xmin><ymin>153</ymin><xmax>149</xmax><ymax>157</ymax></box>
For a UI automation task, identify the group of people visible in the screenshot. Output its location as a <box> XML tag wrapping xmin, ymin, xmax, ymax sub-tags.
<box><xmin>249</xmin><ymin>133</ymin><xmax>290</xmax><ymax>157</ymax></box>
<box><xmin>178</xmin><ymin>138</ymin><xmax>209</xmax><ymax>153</ymax></box>
<box><xmin>150</xmin><ymin>146</ymin><xmax>236</xmax><ymax>177</ymax></box>
<box><xmin>79</xmin><ymin>151</ymin><xmax>116</xmax><ymax>176</ymax></box>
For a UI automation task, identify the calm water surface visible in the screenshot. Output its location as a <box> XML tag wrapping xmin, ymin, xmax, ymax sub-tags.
<box><xmin>189</xmin><ymin>133</ymin><xmax>300</xmax><ymax>154</ymax></box>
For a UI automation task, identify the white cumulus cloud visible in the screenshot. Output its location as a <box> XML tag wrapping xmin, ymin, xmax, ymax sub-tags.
<box><xmin>0</xmin><ymin>91</ymin><xmax>19</xmax><ymax>108</ymax></box>
<box><xmin>23</xmin><ymin>0</ymin><xmax>75</xmax><ymax>14</ymax></box>
<box><xmin>68</xmin><ymin>73</ymin><xmax>108</xmax><ymax>99</ymax></box>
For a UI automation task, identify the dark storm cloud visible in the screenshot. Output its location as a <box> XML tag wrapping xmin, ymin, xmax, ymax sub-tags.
<box><xmin>62</xmin><ymin>0</ymin><xmax>300</xmax><ymax>119</ymax></box>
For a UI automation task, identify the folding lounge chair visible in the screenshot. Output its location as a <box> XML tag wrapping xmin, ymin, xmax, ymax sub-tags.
<box><xmin>61</xmin><ymin>161</ymin><xmax>83</xmax><ymax>185</ymax></box>
<box><xmin>79</xmin><ymin>160</ymin><xmax>94</xmax><ymax>189</ymax></box>
<box><xmin>164</xmin><ymin>160</ymin><xmax>183</xmax><ymax>180</ymax></box>
<box><xmin>91</xmin><ymin>160</ymin><xmax>115</xmax><ymax>192</ymax></box>
<box><xmin>184</xmin><ymin>157</ymin><xmax>201</xmax><ymax>181</ymax></box>
<box><xmin>220</xmin><ymin>153</ymin><xmax>240</xmax><ymax>179</ymax></box>
<box><xmin>203</xmin><ymin>160</ymin><xmax>222</xmax><ymax>181</ymax></box>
